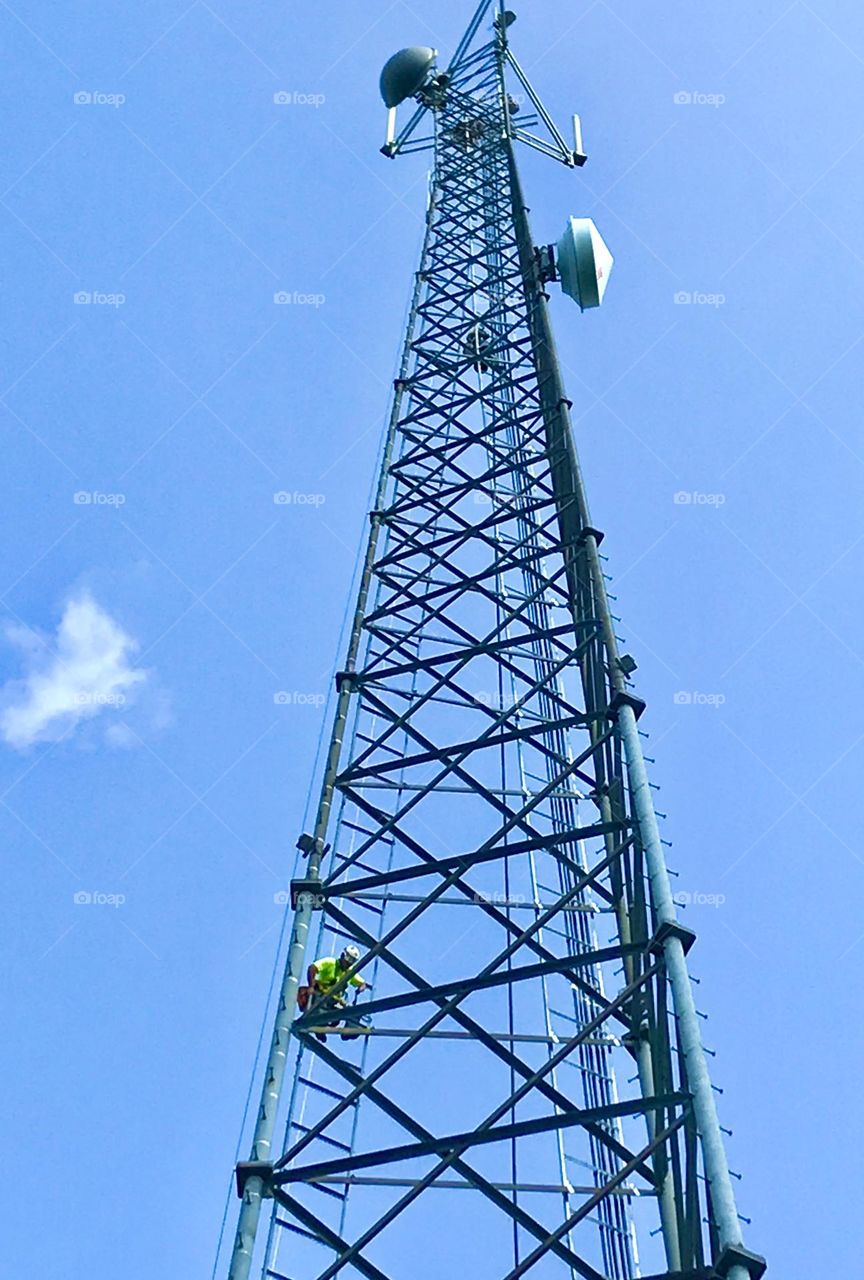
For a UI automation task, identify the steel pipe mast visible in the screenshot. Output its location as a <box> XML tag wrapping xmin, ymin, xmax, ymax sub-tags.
<box><xmin>224</xmin><ymin>6</ymin><xmax>766</xmax><ymax>1280</ymax></box>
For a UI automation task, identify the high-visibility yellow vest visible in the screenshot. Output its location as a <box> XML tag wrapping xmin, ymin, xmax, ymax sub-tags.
<box><xmin>313</xmin><ymin>956</ymin><xmax>363</xmax><ymax>993</ymax></box>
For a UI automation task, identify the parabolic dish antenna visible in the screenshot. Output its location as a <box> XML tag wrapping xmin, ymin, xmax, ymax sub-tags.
<box><xmin>556</xmin><ymin>216</ymin><xmax>614</xmax><ymax>311</ymax></box>
<box><xmin>379</xmin><ymin>46</ymin><xmax>438</xmax><ymax>108</ymax></box>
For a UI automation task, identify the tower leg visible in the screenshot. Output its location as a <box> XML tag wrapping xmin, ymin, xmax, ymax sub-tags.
<box><xmin>505</xmin><ymin>138</ymin><xmax>755</xmax><ymax>1277</ymax></box>
<box><xmin>225</xmin><ymin>236</ymin><xmax>432</xmax><ymax>1280</ymax></box>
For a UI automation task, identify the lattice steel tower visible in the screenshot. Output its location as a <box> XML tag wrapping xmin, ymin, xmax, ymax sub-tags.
<box><xmin>224</xmin><ymin>6</ymin><xmax>766</xmax><ymax>1280</ymax></box>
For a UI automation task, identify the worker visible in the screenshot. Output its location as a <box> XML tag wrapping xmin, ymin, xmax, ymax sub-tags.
<box><xmin>297</xmin><ymin>944</ymin><xmax>369</xmax><ymax>1041</ymax></box>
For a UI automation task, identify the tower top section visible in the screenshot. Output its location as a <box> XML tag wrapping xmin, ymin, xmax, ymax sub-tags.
<box><xmin>377</xmin><ymin>1</ymin><xmax>585</xmax><ymax>169</ymax></box>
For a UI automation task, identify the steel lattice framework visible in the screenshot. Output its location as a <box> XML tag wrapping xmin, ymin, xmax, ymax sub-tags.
<box><xmin>225</xmin><ymin>8</ymin><xmax>765</xmax><ymax>1280</ymax></box>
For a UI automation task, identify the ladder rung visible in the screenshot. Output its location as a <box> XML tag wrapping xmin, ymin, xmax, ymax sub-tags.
<box><xmin>340</xmin><ymin>822</ymin><xmax>395</xmax><ymax>847</ymax></box>
<box><xmin>353</xmin><ymin>899</ymin><xmax>384</xmax><ymax>916</ymax></box>
<box><xmin>332</xmin><ymin>856</ymin><xmax>384</xmax><ymax>875</ymax></box>
<box><xmin>297</xmin><ymin>1076</ymin><xmax>355</xmax><ymax>1104</ymax></box>
<box><xmin>272</xmin><ymin>1218</ymin><xmax>320</xmax><ymax>1245</ymax></box>
<box><xmin>327</xmin><ymin>924</ymin><xmax>364</xmax><ymax>946</ymax></box>
<box><xmin>310</xmin><ymin>1179</ymin><xmax>348</xmax><ymax>1201</ymax></box>
<box><xmin>550</xmin><ymin>1008</ymin><xmax>581</xmax><ymax>1024</ymax></box>
<box><xmin>290</xmin><ymin>1123</ymin><xmax>353</xmax><ymax>1152</ymax></box>
<box><xmin>354</xmin><ymin>735</ymin><xmax>402</xmax><ymax>759</ymax></box>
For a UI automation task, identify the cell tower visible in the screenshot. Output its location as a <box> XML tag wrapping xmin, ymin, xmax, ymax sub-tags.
<box><xmin>224</xmin><ymin>5</ymin><xmax>766</xmax><ymax>1280</ymax></box>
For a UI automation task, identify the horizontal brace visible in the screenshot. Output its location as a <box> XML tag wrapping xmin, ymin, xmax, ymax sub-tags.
<box><xmin>297</xmin><ymin>1176</ymin><xmax>643</xmax><ymax>1195</ymax></box>
<box><xmin>337</xmin><ymin>711</ymin><xmax>597</xmax><ymax>784</ymax></box>
<box><xmin>273</xmin><ymin>1092</ymin><xmax>688</xmax><ymax>1187</ymax></box>
<box><xmin>298</xmin><ymin>1027</ymin><xmax>619</xmax><ymax>1047</ymax></box>
<box><xmin>332</xmin><ymin>891</ymin><xmax>598</xmax><ymax>912</ymax></box>
<box><xmin>325</xmin><ymin>821</ymin><xmax>628</xmax><ymax>894</ymax></box>
<box><xmin>335</xmin><ymin>1028</ymin><xmax>559</xmax><ymax>1043</ymax></box>
<box><xmin>339</xmin><ymin>942</ymin><xmax>644</xmax><ymax>1020</ymax></box>
<box><xmin>363</xmin><ymin>621</ymin><xmax>579</xmax><ymax>684</ymax></box>
<box><xmin>355</xmin><ymin>782</ymin><xmax>587</xmax><ymax>800</ymax></box>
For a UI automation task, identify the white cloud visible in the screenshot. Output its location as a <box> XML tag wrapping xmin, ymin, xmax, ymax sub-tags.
<box><xmin>0</xmin><ymin>593</ymin><xmax>147</xmax><ymax>750</ymax></box>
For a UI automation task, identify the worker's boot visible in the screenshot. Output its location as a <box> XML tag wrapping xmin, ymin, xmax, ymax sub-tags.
<box><xmin>340</xmin><ymin>1007</ymin><xmax>370</xmax><ymax>1039</ymax></box>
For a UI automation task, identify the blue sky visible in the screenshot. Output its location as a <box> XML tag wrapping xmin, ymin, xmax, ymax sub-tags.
<box><xmin>2</xmin><ymin>1</ymin><xmax>862</xmax><ymax>1276</ymax></box>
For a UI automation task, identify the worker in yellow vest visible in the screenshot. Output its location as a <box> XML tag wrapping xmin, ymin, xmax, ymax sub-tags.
<box><xmin>298</xmin><ymin>944</ymin><xmax>368</xmax><ymax>1041</ymax></box>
